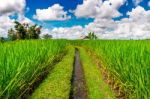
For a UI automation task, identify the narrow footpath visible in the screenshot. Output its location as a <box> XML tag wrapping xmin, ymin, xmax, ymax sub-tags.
<box><xmin>70</xmin><ymin>48</ymin><xmax>87</xmax><ymax>99</ymax></box>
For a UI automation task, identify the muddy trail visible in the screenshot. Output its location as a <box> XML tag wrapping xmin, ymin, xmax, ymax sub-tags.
<box><xmin>70</xmin><ymin>48</ymin><xmax>87</xmax><ymax>99</ymax></box>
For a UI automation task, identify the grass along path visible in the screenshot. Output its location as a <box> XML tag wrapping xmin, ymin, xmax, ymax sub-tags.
<box><xmin>30</xmin><ymin>46</ymin><xmax>75</xmax><ymax>99</ymax></box>
<box><xmin>0</xmin><ymin>40</ymin><xmax>67</xmax><ymax>98</ymax></box>
<box><xmin>79</xmin><ymin>47</ymin><xmax>116</xmax><ymax>99</ymax></box>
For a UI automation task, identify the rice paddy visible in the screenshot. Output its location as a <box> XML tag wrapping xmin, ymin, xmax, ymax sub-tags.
<box><xmin>0</xmin><ymin>40</ymin><xmax>150</xmax><ymax>99</ymax></box>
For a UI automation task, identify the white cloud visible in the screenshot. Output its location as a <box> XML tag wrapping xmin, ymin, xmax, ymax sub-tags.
<box><xmin>74</xmin><ymin>0</ymin><xmax>126</xmax><ymax>19</ymax></box>
<box><xmin>109</xmin><ymin>0</ymin><xmax>126</xmax><ymax>8</ymax></box>
<box><xmin>74</xmin><ymin>0</ymin><xmax>102</xmax><ymax>18</ymax></box>
<box><xmin>49</xmin><ymin>6</ymin><xmax>150</xmax><ymax>39</ymax></box>
<box><xmin>0</xmin><ymin>0</ymin><xmax>26</xmax><ymax>15</ymax></box>
<box><xmin>18</xmin><ymin>14</ymin><xmax>33</xmax><ymax>24</ymax></box>
<box><xmin>132</xmin><ymin>0</ymin><xmax>142</xmax><ymax>6</ymax></box>
<box><xmin>127</xmin><ymin>6</ymin><xmax>150</xmax><ymax>22</ymax></box>
<box><xmin>82</xmin><ymin>5</ymin><xmax>150</xmax><ymax>39</ymax></box>
<box><xmin>0</xmin><ymin>0</ymin><xmax>149</xmax><ymax>40</ymax></box>
<box><xmin>85</xmin><ymin>18</ymin><xmax>116</xmax><ymax>35</ymax></box>
<box><xmin>34</xmin><ymin>4</ymin><xmax>71</xmax><ymax>21</ymax></box>
<box><xmin>40</xmin><ymin>26</ymin><xmax>84</xmax><ymax>39</ymax></box>
<box><xmin>0</xmin><ymin>0</ymin><xmax>34</xmax><ymax>37</ymax></box>
<box><xmin>0</xmin><ymin>15</ymin><xmax>14</xmax><ymax>37</ymax></box>
<box><xmin>103</xmin><ymin>22</ymin><xmax>150</xmax><ymax>39</ymax></box>
<box><xmin>0</xmin><ymin>14</ymin><xmax>33</xmax><ymax>37</ymax></box>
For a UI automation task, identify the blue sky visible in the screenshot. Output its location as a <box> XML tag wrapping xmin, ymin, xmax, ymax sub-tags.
<box><xmin>25</xmin><ymin>0</ymin><xmax>92</xmax><ymax>28</ymax></box>
<box><xmin>23</xmin><ymin>0</ymin><xmax>150</xmax><ymax>28</ymax></box>
<box><xmin>0</xmin><ymin>0</ymin><xmax>150</xmax><ymax>39</ymax></box>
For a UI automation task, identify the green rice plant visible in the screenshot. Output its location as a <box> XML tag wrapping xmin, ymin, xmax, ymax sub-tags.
<box><xmin>30</xmin><ymin>46</ymin><xmax>75</xmax><ymax>99</ymax></box>
<box><xmin>0</xmin><ymin>39</ymin><xmax>68</xmax><ymax>98</ymax></box>
<box><xmin>72</xmin><ymin>40</ymin><xmax>150</xmax><ymax>99</ymax></box>
<box><xmin>79</xmin><ymin>47</ymin><xmax>115</xmax><ymax>99</ymax></box>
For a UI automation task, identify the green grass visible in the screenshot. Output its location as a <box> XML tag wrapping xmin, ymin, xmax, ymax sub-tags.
<box><xmin>79</xmin><ymin>47</ymin><xmax>115</xmax><ymax>99</ymax></box>
<box><xmin>1</xmin><ymin>39</ymin><xmax>150</xmax><ymax>99</ymax></box>
<box><xmin>30</xmin><ymin>46</ymin><xmax>74</xmax><ymax>99</ymax></box>
<box><xmin>0</xmin><ymin>40</ymin><xmax>68</xmax><ymax>98</ymax></box>
<box><xmin>73</xmin><ymin>40</ymin><xmax>150</xmax><ymax>99</ymax></box>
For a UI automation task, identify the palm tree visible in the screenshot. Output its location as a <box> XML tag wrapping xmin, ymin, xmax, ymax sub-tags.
<box><xmin>84</xmin><ymin>32</ymin><xmax>98</xmax><ymax>40</ymax></box>
<box><xmin>14</xmin><ymin>21</ymin><xmax>27</xmax><ymax>40</ymax></box>
<box><xmin>27</xmin><ymin>25</ymin><xmax>42</xmax><ymax>39</ymax></box>
<box><xmin>8</xmin><ymin>21</ymin><xmax>42</xmax><ymax>40</ymax></box>
<box><xmin>8</xmin><ymin>28</ymin><xmax>16</xmax><ymax>41</ymax></box>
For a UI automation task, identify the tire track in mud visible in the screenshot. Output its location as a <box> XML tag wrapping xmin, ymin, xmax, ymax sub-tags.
<box><xmin>70</xmin><ymin>48</ymin><xmax>87</xmax><ymax>99</ymax></box>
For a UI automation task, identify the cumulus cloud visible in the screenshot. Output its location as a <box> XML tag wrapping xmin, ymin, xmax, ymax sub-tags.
<box><xmin>0</xmin><ymin>14</ymin><xmax>33</xmax><ymax>37</ymax></box>
<box><xmin>83</xmin><ymin>5</ymin><xmax>150</xmax><ymax>39</ymax></box>
<box><xmin>0</xmin><ymin>0</ymin><xmax>149</xmax><ymax>40</ymax></box>
<box><xmin>41</xmin><ymin>26</ymin><xmax>84</xmax><ymax>39</ymax></box>
<box><xmin>101</xmin><ymin>20</ymin><xmax>150</xmax><ymax>39</ymax></box>
<box><xmin>18</xmin><ymin>14</ymin><xmax>33</xmax><ymax>24</ymax></box>
<box><xmin>49</xmin><ymin>5</ymin><xmax>150</xmax><ymax>39</ymax></box>
<box><xmin>74</xmin><ymin>0</ymin><xmax>126</xmax><ymax>19</ymax></box>
<box><xmin>51</xmin><ymin>26</ymin><xmax>84</xmax><ymax>39</ymax></box>
<box><xmin>0</xmin><ymin>0</ymin><xmax>26</xmax><ymax>15</ymax></box>
<box><xmin>0</xmin><ymin>0</ymin><xmax>34</xmax><ymax>37</ymax></box>
<box><xmin>0</xmin><ymin>15</ymin><xmax>14</xmax><ymax>37</ymax></box>
<box><xmin>127</xmin><ymin>6</ymin><xmax>150</xmax><ymax>22</ymax></box>
<box><xmin>33</xmin><ymin>4</ymin><xmax>71</xmax><ymax>21</ymax></box>
<box><xmin>74</xmin><ymin>0</ymin><xmax>102</xmax><ymax>18</ymax></box>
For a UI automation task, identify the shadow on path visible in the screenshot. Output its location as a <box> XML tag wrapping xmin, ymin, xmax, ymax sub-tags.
<box><xmin>70</xmin><ymin>48</ymin><xmax>87</xmax><ymax>99</ymax></box>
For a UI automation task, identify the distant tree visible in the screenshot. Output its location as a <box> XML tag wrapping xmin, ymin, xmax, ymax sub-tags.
<box><xmin>8</xmin><ymin>21</ymin><xmax>42</xmax><ymax>40</ymax></box>
<box><xmin>27</xmin><ymin>25</ymin><xmax>42</xmax><ymax>39</ymax></box>
<box><xmin>35</xmin><ymin>25</ymin><xmax>42</xmax><ymax>39</ymax></box>
<box><xmin>8</xmin><ymin>28</ymin><xmax>16</xmax><ymax>41</ymax></box>
<box><xmin>14</xmin><ymin>21</ymin><xmax>27</xmax><ymax>39</ymax></box>
<box><xmin>84</xmin><ymin>32</ymin><xmax>98</xmax><ymax>40</ymax></box>
<box><xmin>43</xmin><ymin>34</ymin><xmax>52</xmax><ymax>39</ymax></box>
<box><xmin>0</xmin><ymin>37</ymin><xmax>5</xmax><ymax>43</ymax></box>
<box><xmin>27</xmin><ymin>25</ymin><xmax>35</xmax><ymax>39</ymax></box>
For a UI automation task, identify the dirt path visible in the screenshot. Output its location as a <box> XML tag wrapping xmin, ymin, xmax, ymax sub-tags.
<box><xmin>70</xmin><ymin>48</ymin><xmax>87</xmax><ymax>99</ymax></box>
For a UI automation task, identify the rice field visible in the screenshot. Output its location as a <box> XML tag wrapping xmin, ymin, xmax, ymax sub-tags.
<box><xmin>0</xmin><ymin>40</ymin><xmax>68</xmax><ymax>98</ymax></box>
<box><xmin>0</xmin><ymin>40</ymin><xmax>150</xmax><ymax>99</ymax></box>
<box><xmin>73</xmin><ymin>40</ymin><xmax>150</xmax><ymax>99</ymax></box>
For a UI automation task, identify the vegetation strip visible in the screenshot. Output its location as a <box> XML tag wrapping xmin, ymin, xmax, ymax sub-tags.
<box><xmin>79</xmin><ymin>47</ymin><xmax>116</xmax><ymax>99</ymax></box>
<box><xmin>70</xmin><ymin>48</ymin><xmax>87</xmax><ymax>99</ymax></box>
<box><xmin>0</xmin><ymin>40</ymin><xmax>67</xmax><ymax>98</ymax></box>
<box><xmin>30</xmin><ymin>46</ymin><xmax>74</xmax><ymax>99</ymax></box>
<box><xmin>86</xmin><ymin>48</ymin><xmax>126</xmax><ymax>99</ymax></box>
<box><xmin>75</xmin><ymin>40</ymin><xmax>150</xmax><ymax>99</ymax></box>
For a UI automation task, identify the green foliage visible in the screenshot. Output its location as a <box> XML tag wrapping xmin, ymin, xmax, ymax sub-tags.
<box><xmin>79</xmin><ymin>47</ymin><xmax>115</xmax><ymax>99</ymax></box>
<box><xmin>74</xmin><ymin>40</ymin><xmax>150</xmax><ymax>99</ymax></box>
<box><xmin>14</xmin><ymin>21</ymin><xmax>27</xmax><ymax>39</ymax></box>
<box><xmin>8</xmin><ymin>28</ymin><xmax>16</xmax><ymax>41</ymax></box>
<box><xmin>0</xmin><ymin>37</ymin><xmax>5</xmax><ymax>43</ymax></box>
<box><xmin>27</xmin><ymin>25</ymin><xmax>41</xmax><ymax>39</ymax></box>
<box><xmin>43</xmin><ymin>34</ymin><xmax>52</xmax><ymax>39</ymax></box>
<box><xmin>30</xmin><ymin>46</ymin><xmax>74</xmax><ymax>99</ymax></box>
<box><xmin>0</xmin><ymin>40</ymin><xmax>67</xmax><ymax>98</ymax></box>
<box><xmin>84</xmin><ymin>32</ymin><xmax>98</xmax><ymax>40</ymax></box>
<box><xmin>8</xmin><ymin>21</ymin><xmax>42</xmax><ymax>41</ymax></box>
<box><xmin>1</xmin><ymin>39</ymin><xmax>150</xmax><ymax>99</ymax></box>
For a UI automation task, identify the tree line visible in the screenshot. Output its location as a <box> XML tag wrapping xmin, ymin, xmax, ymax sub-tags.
<box><xmin>0</xmin><ymin>21</ymin><xmax>98</xmax><ymax>43</ymax></box>
<box><xmin>8</xmin><ymin>21</ymin><xmax>42</xmax><ymax>41</ymax></box>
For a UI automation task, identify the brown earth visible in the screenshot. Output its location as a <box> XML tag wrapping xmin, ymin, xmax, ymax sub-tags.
<box><xmin>70</xmin><ymin>48</ymin><xmax>87</xmax><ymax>99</ymax></box>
